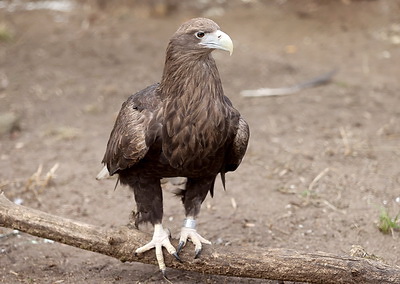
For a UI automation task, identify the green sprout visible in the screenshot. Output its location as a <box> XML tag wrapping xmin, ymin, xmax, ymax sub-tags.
<box><xmin>378</xmin><ymin>208</ymin><xmax>400</xmax><ymax>234</ymax></box>
<box><xmin>0</xmin><ymin>23</ymin><xmax>13</xmax><ymax>42</ymax></box>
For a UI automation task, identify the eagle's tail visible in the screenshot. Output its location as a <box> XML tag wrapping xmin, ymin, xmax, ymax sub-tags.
<box><xmin>96</xmin><ymin>165</ymin><xmax>110</xmax><ymax>180</ymax></box>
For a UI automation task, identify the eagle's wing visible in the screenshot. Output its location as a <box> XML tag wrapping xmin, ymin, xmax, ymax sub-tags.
<box><xmin>102</xmin><ymin>84</ymin><xmax>161</xmax><ymax>175</ymax></box>
<box><xmin>225</xmin><ymin>116</ymin><xmax>249</xmax><ymax>172</ymax></box>
<box><xmin>217</xmin><ymin>115</ymin><xmax>249</xmax><ymax>191</ymax></box>
<box><xmin>220</xmin><ymin>95</ymin><xmax>250</xmax><ymax>172</ymax></box>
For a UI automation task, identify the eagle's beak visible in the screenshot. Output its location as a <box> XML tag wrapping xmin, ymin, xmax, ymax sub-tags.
<box><xmin>200</xmin><ymin>30</ymin><xmax>233</xmax><ymax>56</ymax></box>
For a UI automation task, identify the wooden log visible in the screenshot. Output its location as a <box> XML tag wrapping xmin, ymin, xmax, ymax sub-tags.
<box><xmin>0</xmin><ymin>193</ymin><xmax>399</xmax><ymax>283</ymax></box>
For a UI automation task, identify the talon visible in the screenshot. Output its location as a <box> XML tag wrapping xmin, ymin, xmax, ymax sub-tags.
<box><xmin>161</xmin><ymin>268</ymin><xmax>168</xmax><ymax>279</ymax></box>
<box><xmin>162</xmin><ymin>269</ymin><xmax>174</xmax><ymax>284</ymax></box>
<box><xmin>135</xmin><ymin>224</ymin><xmax>177</xmax><ymax>273</ymax></box>
<box><xmin>178</xmin><ymin>226</ymin><xmax>211</xmax><ymax>258</ymax></box>
<box><xmin>194</xmin><ymin>248</ymin><xmax>202</xmax><ymax>259</ymax></box>
<box><xmin>173</xmin><ymin>252</ymin><xmax>182</xmax><ymax>262</ymax></box>
<box><xmin>177</xmin><ymin>241</ymin><xmax>185</xmax><ymax>254</ymax></box>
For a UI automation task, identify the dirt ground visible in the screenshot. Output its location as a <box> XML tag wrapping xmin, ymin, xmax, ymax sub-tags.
<box><xmin>1</xmin><ymin>0</ymin><xmax>400</xmax><ymax>283</ymax></box>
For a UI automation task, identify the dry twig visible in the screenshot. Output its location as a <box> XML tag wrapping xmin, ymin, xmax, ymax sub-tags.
<box><xmin>241</xmin><ymin>69</ymin><xmax>337</xmax><ymax>97</ymax></box>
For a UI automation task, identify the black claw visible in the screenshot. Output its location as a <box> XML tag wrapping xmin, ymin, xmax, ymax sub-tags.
<box><xmin>161</xmin><ymin>269</ymin><xmax>168</xmax><ymax>279</ymax></box>
<box><xmin>177</xmin><ymin>241</ymin><xmax>185</xmax><ymax>254</ymax></box>
<box><xmin>172</xmin><ymin>252</ymin><xmax>182</xmax><ymax>263</ymax></box>
<box><xmin>161</xmin><ymin>269</ymin><xmax>169</xmax><ymax>278</ymax></box>
<box><xmin>194</xmin><ymin>248</ymin><xmax>202</xmax><ymax>259</ymax></box>
<box><xmin>161</xmin><ymin>270</ymin><xmax>173</xmax><ymax>284</ymax></box>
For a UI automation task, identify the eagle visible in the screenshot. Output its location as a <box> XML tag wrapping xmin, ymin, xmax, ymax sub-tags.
<box><xmin>98</xmin><ymin>18</ymin><xmax>249</xmax><ymax>274</ymax></box>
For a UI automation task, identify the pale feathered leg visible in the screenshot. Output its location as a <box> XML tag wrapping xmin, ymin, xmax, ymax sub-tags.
<box><xmin>135</xmin><ymin>224</ymin><xmax>181</xmax><ymax>275</ymax></box>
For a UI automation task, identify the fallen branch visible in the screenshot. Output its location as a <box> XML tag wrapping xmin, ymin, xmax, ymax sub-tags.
<box><xmin>0</xmin><ymin>193</ymin><xmax>399</xmax><ymax>283</ymax></box>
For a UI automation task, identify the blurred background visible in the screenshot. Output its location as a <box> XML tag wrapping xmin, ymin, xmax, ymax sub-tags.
<box><xmin>1</xmin><ymin>0</ymin><xmax>399</xmax><ymax>283</ymax></box>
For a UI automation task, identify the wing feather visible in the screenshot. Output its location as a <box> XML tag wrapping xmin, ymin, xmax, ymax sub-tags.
<box><xmin>102</xmin><ymin>84</ymin><xmax>161</xmax><ymax>175</ymax></box>
<box><xmin>225</xmin><ymin>116</ymin><xmax>250</xmax><ymax>172</ymax></box>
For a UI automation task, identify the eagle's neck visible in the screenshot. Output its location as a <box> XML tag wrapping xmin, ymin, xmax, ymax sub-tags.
<box><xmin>158</xmin><ymin>49</ymin><xmax>231</xmax><ymax>169</ymax></box>
<box><xmin>159</xmin><ymin>51</ymin><xmax>224</xmax><ymax>102</ymax></box>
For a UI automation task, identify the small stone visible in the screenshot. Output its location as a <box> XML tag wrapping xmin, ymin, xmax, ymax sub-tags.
<box><xmin>0</xmin><ymin>112</ymin><xmax>20</xmax><ymax>136</ymax></box>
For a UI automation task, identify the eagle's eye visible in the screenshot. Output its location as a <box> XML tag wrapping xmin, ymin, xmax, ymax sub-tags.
<box><xmin>195</xmin><ymin>31</ymin><xmax>205</xmax><ymax>39</ymax></box>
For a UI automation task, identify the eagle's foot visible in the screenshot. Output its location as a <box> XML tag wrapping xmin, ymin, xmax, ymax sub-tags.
<box><xmin>135</xmin><ymin>224</ymin><xmax>181</xmax><ymax>274</ymax></box>
<box><xmin>177</xmin><ymin>226</ymin><xmax>211</xmax><ymax>259</ymax></box>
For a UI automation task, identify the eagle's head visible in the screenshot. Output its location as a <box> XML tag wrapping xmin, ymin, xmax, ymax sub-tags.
<box><xmin>168</xmin><ymin>18</ymin><xmax>233</xmax><ymax>56</ymax></box>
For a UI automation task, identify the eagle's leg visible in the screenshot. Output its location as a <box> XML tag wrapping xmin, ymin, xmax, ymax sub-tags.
<box><xmin>125</xmin><ymin>175</ymin><xmax>180</xmax><ymax>274</ymax></box>
<box><xmin>135</xmin><ymin>223</ymin><xmax>181</xmax><ymax>274</ymax></box>
<box><xmin>178</xmin><ymin>217</ymin><xmax>211</xmax><ymax>258</ymax></box>
<box><xmin>177</xmin><ymin>177</ymin><xmax>214</xmax><ymax>258</ymax></box>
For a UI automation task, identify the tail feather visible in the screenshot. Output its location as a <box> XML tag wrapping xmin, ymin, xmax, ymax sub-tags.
<box><xmin>220</xmin><ymin>172</ymin><xmax>226</xmax><ymax>192</ymax></box>
<box><xmin>96</xmin><ymin>165</ymin><xmax>110</xmax><ymax>180</ymax></box>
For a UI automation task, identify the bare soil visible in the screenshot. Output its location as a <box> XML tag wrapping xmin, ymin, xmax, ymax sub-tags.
<box><xmin>1</xmin><ymin>0</ymin><xmax>400</xmax><ymax>283</ymax></box>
